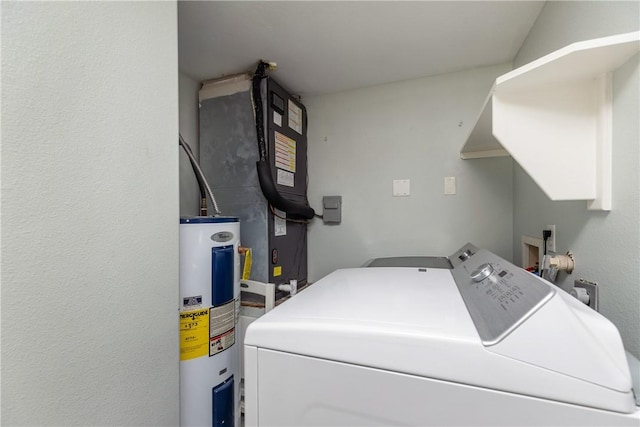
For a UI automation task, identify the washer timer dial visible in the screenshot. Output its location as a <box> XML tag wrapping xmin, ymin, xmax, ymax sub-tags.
<box><xmin>471</xmin><ymin>263</ymin><xmax>494</xmax><ymax>282</ymax></box>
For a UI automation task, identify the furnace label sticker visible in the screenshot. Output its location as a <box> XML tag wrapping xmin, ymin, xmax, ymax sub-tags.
<box><xmin>273</xmin><ymin>266</ymin><xmax>282</xmax><ymax>277</ymax></box>
<box><xmin>288</xmin><ymin>100</ymin><xmax>302</xmax><ymax>134</ymax></box>
<box><xmin>180</xmin><ymin>308</ymin><xmax>210</xmax><ymax>361</ymax></box>
<box><xmin>274</xmin><ymin>131</ymin><xmax>296</xmax><ymax>173</ymax></box>
<box><xmin>209</xmin><ymin>300</ymin><xmax>235</xmax><ymax>356</ymax></box>
<box><xmin>274</xmin><ymin>208</ymin><xmax>287</xmax><ymax>237</ymax></box>
<box><xmin>277</xmin><ymin>168</ymin><xmax>294</xmax><ymax>187</ymax></box>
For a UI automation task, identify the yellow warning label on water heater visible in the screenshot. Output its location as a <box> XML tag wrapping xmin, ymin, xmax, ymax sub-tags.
<box><xmin>180</xmin><ymin>308</ymin><xmax>209</xmax><ymax>361</ymax></box>
<box><xmin>273</xmin><ymin>266</ymin><xmax>282</xmax><ymax>277</ymax></box>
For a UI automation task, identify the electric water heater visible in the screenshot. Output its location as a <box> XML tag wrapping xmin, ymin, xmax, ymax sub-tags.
<box><xmin>179</xmin><ymin>216</ymin><xmax>241</xmax><ymax>427</ymax></box>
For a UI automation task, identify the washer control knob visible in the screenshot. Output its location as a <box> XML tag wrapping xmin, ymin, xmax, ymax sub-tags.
<box><xmin>471</xmin><ymin>263</ymin><xmax>494</xmax><ymax>282</ymax></box>
<box><xmin>458</xmin><ymin>249</ymin><xmax>473</xmax><ymax>261</ymax></box>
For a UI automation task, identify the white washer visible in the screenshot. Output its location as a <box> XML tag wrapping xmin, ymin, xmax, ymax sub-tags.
<box><xmin>244</xmin><ymin>244</ymin><xmax>640</xmax><ymax>426</ymax></box>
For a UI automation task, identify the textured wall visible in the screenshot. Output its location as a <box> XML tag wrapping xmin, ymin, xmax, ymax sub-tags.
<box><xmin>514</xmin><ymin>1</ymin><xmax>640</xmax><ymax>68</ymax></box>
<box><xmin>1</xmin><ymin>2</ymin><xmax>180</xmax><ymax>425</ymax></box>
<box><xmin>179</xmin><ymin>72</ymin><xmax>202</xmax><ymax>216</ymax></box>
<box><xmin>512</xmin><ymin>1</ymin><xmax>640</xmax><ymax>357</ymax></box>
<box><xmin>305</xmin><ymin>64</ymin><xmax>513</xmax><ymax>281</ymax></box>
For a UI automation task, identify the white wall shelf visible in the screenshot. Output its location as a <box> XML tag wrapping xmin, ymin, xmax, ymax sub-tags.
<box><xmin>460</xmin><ymin>31</ymin><xmax>640</xmax><ymax>211</ymax></box>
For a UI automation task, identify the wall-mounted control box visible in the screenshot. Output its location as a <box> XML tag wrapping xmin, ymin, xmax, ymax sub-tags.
<box><xmin>322</xmin><ymin>196</ymin><xmax>342</xmax><ymax>224</ymax></box>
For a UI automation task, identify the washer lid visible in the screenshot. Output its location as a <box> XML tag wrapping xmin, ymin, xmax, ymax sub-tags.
<box><xmin>246</xmin><ymin>267</ymin><xmax>481</xmax><ymax>377</ymax></box>
<box><xmin>251</xmin><ymin>267</ymin><xmax>477</xmax><ymax>343</ymax></box>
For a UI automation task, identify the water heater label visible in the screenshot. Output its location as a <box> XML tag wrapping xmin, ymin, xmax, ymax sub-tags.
<box><xmin>210</xmin><ymin>231</ymin><xmax>234</xmax><ymax>243</ymax></box>
<box><xmin>180</xmin><ymin>308</ymin><xmax>210</xmax><ymax>361</ymax></box>
<box><xmin>210</xmin><ymin>329</ymin><xmax>235</xmax><ymax>357</ymax></box>
<box><xmin>209</xmin><ymin>300</ymin><xmax>235</xmax><ymax>356</ymax></box>
<box><xmin>182</xmin><ymin>295</ymin><xmax>203</xmax><ymax>309</ymax></box>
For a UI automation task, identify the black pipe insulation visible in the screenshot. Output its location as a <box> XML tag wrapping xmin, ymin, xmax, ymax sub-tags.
<box><xmin>251</xmin><ymin>61</ymin><xmax>315</xmax><ymax>220</ymax></box>
<box><xmin>252</xmin><ymin>61</ymin><xmax>270</xmax><ymax>162</ymax></box>
<box><xmin>256</xmin><ymin>160</ymin><xmax>315</xmax><ymax>220</ymax></box>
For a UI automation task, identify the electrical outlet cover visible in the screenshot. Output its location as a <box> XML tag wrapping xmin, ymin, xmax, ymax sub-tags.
<box><xmin>393</xmin><ymin>179</ymin><xmax>410</xmax><ymax>197</ymax></box>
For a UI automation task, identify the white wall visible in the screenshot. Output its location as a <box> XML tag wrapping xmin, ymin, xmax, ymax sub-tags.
<box><xmin>512</xmin><ymin>1</ymin><xmax>640</xmax><ymax>357</ymax></box>
<box><xmin>306</xmin><ymin>64</ymin><xmax>513</xmax><ymax>281</ymax></box>
<box><xmin>179</xmin><ymin>72</ymin><xmax>202</xmax><ymax>216</ymax></box>
<box><xmin>1</xmin><ymin>2</ymin><xmax>179</xmax><ymax>425</ymax></box>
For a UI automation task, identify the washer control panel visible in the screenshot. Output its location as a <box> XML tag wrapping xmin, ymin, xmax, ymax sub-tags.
<box><xmin>451</xmin><ymin>248</ymin><xmax>555</xmax><ymax>345</ymax></box>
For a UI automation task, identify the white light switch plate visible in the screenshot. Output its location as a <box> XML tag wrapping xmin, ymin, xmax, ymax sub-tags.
<box><xmin>444</xmin><ymin>176</ymin><xmax>456</xmax><ymax>195</ymax></box>
<box><xmin>393</xmin><ymin>179</ymin><xmax>410</xmax><ymax>196</ymax></box>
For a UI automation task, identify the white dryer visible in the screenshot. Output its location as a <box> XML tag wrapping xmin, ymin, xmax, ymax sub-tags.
<box><xmin>244</xmin><ymin>244</ymin><xmax>639</xmax><ymax>426</ymax></box>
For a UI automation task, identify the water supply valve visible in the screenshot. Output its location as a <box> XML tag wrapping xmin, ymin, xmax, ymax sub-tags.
<box><xmin>542</xmin><ymin>251</ymin><xmax>574</xmax><ymax>282</ymax></box>
<box><xmin>571</xmin><ymin>287</ymin><xmax>590</xmax><ymax>305</ymax></box>
<box><xmin>571</xmin><ymin>278</ymin><xmax>599</xmax><ymax>311</ymax></box>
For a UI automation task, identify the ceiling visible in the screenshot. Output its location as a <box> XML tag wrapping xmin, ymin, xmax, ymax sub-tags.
<box><xmin>178</xmin><ymin>1</ymin><xmax>545</xmax><ymax>97</ymax></box>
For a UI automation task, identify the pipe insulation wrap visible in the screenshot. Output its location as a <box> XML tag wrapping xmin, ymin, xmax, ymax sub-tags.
<box><xmin>256</xmin><ymin>160</ymin><xmax>315</xmax><ymax>219</ymax></box>
<box><xmin>251</xmin><ymin>61</ymin><xmax>315</xmax><ymax>220</ymax></box>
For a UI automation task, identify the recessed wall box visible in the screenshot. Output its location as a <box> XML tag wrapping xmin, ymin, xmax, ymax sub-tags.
<box><xmin>322</xmin><ymin>196</ymin><xmax>342</xmax><ymax>224</ymax></box>
<box><xmin>573</xmin><ymin>279</ymin><xmax>599</xmax><ymax>311</ymax></box>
